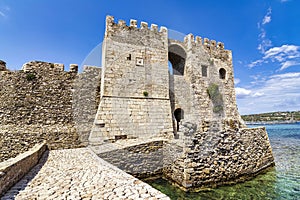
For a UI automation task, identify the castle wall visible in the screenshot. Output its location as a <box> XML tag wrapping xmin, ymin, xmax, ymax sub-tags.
<box><xmin>169</xmin><ymin>75</ymin><xmax>202</xmax><ymax>126</ymax></box>
<box><xmin>163</xmin><ymin>125</ymin><xmax>275</xmax><ymax>190</ymax></box>
<box><xmin>73</xmin><ymin>66</ymin><xmax>101</xmax><ymax>145</ymax></box>
<box><xmin>0</xmin><ymin>61</ymin><xmax>75</xmax><ymax>125</ymax></box>
<box><xmin>102</xmin><ymin>16</ymin><xmax>169</xmax><ymax>99</ymax></box>
<box><xmin>98</xmin><ymin>141</ymin><xmax>164</xmax><ymax>178</ymax></box>
<box><xmin>0</xmin><ymin>61</ymin><xmax>92</xmax><ymax>162</ymax></box>
<box><xmin>168</xmin><ymin>36</ymin><xmax>242</xmax><ymax>129</ymax></box>
<box><xmin>91</xmin><ymin>98</ymin><xmax>173</xmax><ymax>142</ymax></box>
<box><xmin>165</xmin><ymin>28</ymin><xmax>272</xmax><ymax>190</ymax></box>
<box><xmin>89</xmin><ymin>16</ymin><xmax>173</xmax><ymax>144</ymax></box>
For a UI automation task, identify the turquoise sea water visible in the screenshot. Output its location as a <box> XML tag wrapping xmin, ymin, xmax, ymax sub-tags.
<box><xmin>147</xmin><ymin>123</ymin><xmax>300</xmax><ymax>200</ymax></box>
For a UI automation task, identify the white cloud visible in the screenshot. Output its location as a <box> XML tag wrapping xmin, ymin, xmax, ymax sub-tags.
<box><xmin>250</xmin><ymin>8</ymin><xmax>300</xmax><ymax>70</ymax></box>
<box><xmin>279</xmin><ymin>61</ymin><xmax>300</xmax><ymax>71</ymax></box>
<box><xmin>248</xmin><ymin>59</ymin><xmax>264</xmax><ymax>68</ymax></box>
<box><xmin>262</xmin><ymin>16</ymin><xmax>271</xmax><ymax>25</ymax></box>
<box><xmin>249</xmin><ymin>44</ymin><xmax>300</xmax><ymax>70</ymax></box>
<box><xmin>253</xmin><ymin>92</ymin><xmax>264</xmax><ymax>97</ymax></box>
<box><xmin>262</xmin><ymin>8</ymin><xmax>272</xmax><ymax>25</ymax></box>
<box><xmin>234</xmin><ymin>78</ymin><xmax>240</xmax><ymax>85</ymax></box>
<box><xmin>264</xmin><ymin>45</ymin><xmax>300</xmax><ymax>59</ymax></box>
<box><xmin>257</xmin><ymin>8</ymin><xmax>273</xmax><ymax>54</ymax></box>
<box><xmin>237</xmin><ymin>72</ymin><xmax>300</xmax><ymax>114</ymax></box>
<box><xmin>270</xmin><ymin>72</ymin><xmax>300</xmax><ymax>79</ymax></box>
<box><xmin>235</xmin><ymin>87</ymin><xmax>252</xmax><ymax>99</ymax></box>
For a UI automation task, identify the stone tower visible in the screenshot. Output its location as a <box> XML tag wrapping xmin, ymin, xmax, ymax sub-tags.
<box><xmin>89</xmin><ymin>16</ymin><xmax>174</xmax><ymax>144</ymax></box>
<box><xmin>89</xmin><ymin>16</ymin><xmax>274</xmax><ymax>190</ymax></box>
<box><xmin>89</xmin><ymin>15</ymin><xmax>244</xmax><ymax>144</ymax></box>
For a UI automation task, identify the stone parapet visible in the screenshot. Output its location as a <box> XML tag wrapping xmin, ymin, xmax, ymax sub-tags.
<box><xmin>0</xmin><ymin>124</ymin><xmax>83</xmax><ymax>162</ymax></box>
<box><xmin>0</xmin><ymin>142</ymin><xmax>47</xmax><ymax>196</ymax></box>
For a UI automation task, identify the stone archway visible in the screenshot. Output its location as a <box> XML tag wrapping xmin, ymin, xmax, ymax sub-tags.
<box><xmin>168</xmin><ymin>44</ymin><xmax>186</xmax><ymax>75</ymax></box>
<box><xmin>219</xmin><ymin>68</ymin><xmax>226</xmax><ymax>79</ymax></box>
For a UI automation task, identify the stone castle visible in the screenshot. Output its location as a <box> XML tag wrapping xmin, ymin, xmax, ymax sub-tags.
<box><xmin>0</xmin><ymin>15</ymin><xmax>275</xmax><ymax>191</ymax></box>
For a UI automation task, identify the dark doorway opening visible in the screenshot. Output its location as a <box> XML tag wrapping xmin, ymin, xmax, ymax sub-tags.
<box><xmin>168</xmin><ymin>45</ymin><xmax>186</xmax><ymax>75</ymax></box>
<box><xmin>174</xmin><ymin>108</ymin><xmax>184</xmax><ymax>131</ymax></box>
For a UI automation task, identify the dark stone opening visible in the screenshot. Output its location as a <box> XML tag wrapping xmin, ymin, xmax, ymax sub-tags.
<box><xmin>168</xmin><ymin>45</ymin><xmax>186</xmax><ymax>75</ymax></box>
<box><xmin>174</xmin><ymin>108</ymin><xmax>184</xmax><ymax>131</ymax></box>
<box><xmin>219</xmin><ymin>68</ymin><xmax>226</xmax><ymax>79</ymax></box>
<box><xmin>202</xmin><ymin>65</ymin><xmax>208</xmax><ymax>77</ymax></box>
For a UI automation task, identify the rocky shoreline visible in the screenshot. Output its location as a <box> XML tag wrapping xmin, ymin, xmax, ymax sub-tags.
<box><xmin>245</xmin><ymin>121</ymin><xmax>300</xmax><ymax>125</ymax></box>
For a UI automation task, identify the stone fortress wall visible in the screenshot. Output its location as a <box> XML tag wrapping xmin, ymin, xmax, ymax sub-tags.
<box><xmin>0</xmin><ymin>61</ymin><xmax>100</xmax><ymax>161</ymax></box>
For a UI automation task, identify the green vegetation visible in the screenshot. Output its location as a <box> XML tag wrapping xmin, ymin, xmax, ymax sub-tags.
<box><xmin>26</xmin><ymin>73</ymin><xmax>36</xmax><ymax>81</ymax></box>
<box><xmin>242</xmin><ymin>111</ymin><xmax>300</xmax><ymax>122</ymax></box>
<box><xmin>207</xmin><ymin>83</ymin><xmax>223</xmax><ymax>113</ymax></box>
<box><xmin>143</xmin><ymin>91</ymin><xmax>149</xmax><ymax>97</ymax></box>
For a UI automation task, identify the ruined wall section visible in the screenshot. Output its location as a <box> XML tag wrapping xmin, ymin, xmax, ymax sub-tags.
<box><xmin>89</xmin><ymin>16</ymin><xmax>173</xmax><ymax>144</ymax></box>
<box><xmin>0</xmin><ymin>61</ymin><xmax>83</xmax><ymax>162</ymax></box>
<box><xmin>73</xmin><ymin>66</ymin><xmax>101</xmax><ymax>145</ymax></box>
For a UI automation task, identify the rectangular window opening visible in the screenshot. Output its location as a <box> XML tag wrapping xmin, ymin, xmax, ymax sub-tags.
<box><xmin>202</xmin><ymin>65</ymin><xmax>208</xmax><ymax>77</ymax></box>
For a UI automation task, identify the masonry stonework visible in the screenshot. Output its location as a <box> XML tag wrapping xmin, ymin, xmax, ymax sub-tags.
<box><xmin>89</xmin><ymin>15</ymin><xmax>275</xmax><ymax>190</ymax></box>
<box><xmin>0</xmin><ymin>61</ymin><xmax>99</xmax><ymax>162</ymax></box>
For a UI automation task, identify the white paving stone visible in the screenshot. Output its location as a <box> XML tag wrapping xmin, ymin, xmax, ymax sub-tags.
<box><xmin>2</xmin><ymin>148</ymin><xmax>169</xmax><ymax>200</ymax></box>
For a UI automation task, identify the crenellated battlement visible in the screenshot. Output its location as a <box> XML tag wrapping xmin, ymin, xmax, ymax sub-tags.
<box><xmin>105</xmin><ymin>15</ymin><xmax>167</xmax><ymax>37</ymax></box>
<box><xmin>179</xmin><ymin>33</ymin><xmax>231</xmax><ymax>62</ymax></box>
<box><xmin>183</xmin><ymin>33</ymin><xmax>225</xmax><ymax>50</ymax></box>
<box><xmin>22</xmin><ymin>61</ymin><xmax>78</xmax><ymax>73</ymax></box>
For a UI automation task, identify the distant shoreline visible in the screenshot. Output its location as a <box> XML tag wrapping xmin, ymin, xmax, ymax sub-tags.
<box><xmin>245</xmin><ymin>121</ymin><xmax>300</xmax><ymax>125</ymax></box>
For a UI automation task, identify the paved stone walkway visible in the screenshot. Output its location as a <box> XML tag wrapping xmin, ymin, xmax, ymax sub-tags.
<box><xmin>2</xmin><ymin>148</ymin><xmax>170</xmax><ymax>200</ymax></box>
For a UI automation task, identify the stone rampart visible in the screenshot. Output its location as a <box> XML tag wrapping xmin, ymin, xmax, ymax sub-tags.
<box><xmin>0</xmin><ymin>61</ymin><xmax>98</xmax><ymax>162</ymax></box>
<box><xmin>0</xmin><ymin>142</ymin><xmax>47</xmax><ymax>196</ymax></box>
<box><xmin>0</xmin><ymin>61</ymin><xmax>76</xmax><ymax>125</ymax></box>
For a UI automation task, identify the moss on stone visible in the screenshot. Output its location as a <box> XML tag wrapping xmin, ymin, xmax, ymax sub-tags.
<box><xmin>207</xmin><ymin>83</ymin><xmax>223</xmax><ymax>113</ymax></box>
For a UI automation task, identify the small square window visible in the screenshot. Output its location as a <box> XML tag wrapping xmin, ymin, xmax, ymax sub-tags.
<box><xmin>136</xmin><ymin>57</ymin><xmax>144</xmax><ymax>66</ymax></box>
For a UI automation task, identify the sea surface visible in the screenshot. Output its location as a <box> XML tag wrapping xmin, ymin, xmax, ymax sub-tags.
<box><xmin>146</xmin><ymin>123</ymin><xmax>300</xmax><ymax>200</ymax></box>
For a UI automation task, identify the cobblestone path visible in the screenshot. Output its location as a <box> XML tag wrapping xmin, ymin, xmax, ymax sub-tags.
<box><xmin>1</xmin><ymin>148</ymin><xmax>169</xmax><ymax>200</ymax></box>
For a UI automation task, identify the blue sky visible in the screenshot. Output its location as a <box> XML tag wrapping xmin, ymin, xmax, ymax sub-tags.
<box><xmin>0</xmin><ymin>0</ymin><xmax>299</xmax><ymax>115</ymax></box>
